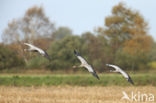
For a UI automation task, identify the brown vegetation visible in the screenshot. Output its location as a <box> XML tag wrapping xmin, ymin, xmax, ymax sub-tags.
<box><xmin>0</xmin><ymin>86</ymin><xmax>155</xmax><ymax>103</ymax></box>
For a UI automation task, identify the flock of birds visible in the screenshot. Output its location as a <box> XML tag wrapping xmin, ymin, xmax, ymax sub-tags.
<box><xmin>24</xmin><ymin>43</ymin><xmax>134</xmax><ymax>85</ymax></box>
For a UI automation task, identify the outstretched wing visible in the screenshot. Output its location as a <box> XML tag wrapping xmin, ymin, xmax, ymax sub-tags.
<box><xmin>44</xmin><ymin>51</ymin><xmax>51</xmax><ymax>61</ymax></box>
<box><xmin>24</xmin><ymin>43</ymin><xmax>50</xmax><ymax>60</ymax></box>
<box><xmin>84</xmin><ymin>65</ymin><xmax>100</xmax><ymax>80</ymax></box>
<box><xmin>74</xmin><ymin>50</ymin><xmax>99</xmax><ymax>80</ymax></box>
<box><xmin>127</xmin><ymin>75</ymin><xmax>134</xmax><ymax>85</ymax></box>
<box><xmin>106</xmin><ymin>64</ymin><xmax>134</xmax><ymax>85</ymax></box>
<box><xmin>106</xmin><ymin>64</ymin><xmax>120</xmax><ymax>71</ymax></box>
<box><xmin>119</xmin><ymin>69</ymin><xmax>134</xmax><ymax>85</ymax></box>
<box><xmin>91</xmin><ymin>71</ymin><xmax>100</xmax><ymax>80</ymax></box>
<box><xmin>74</xmin><ymin>50</ymin><xmax>88</xmax><ymax>64</ymax></box>
<box><xmin>24</xmin><ymin>43</ymin><xmax>36</xmax><ymax>48</ymax></box>
<box><xmin>24</xmin><ymin>43</ymin><xmax>41</xmax><ymax>52</ymax></box>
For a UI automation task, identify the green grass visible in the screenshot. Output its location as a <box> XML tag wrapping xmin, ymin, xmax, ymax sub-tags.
<box><xmin>0</xmin><ymin>74</ymin><xmax>155</xmax><ymax>86</ymax></box>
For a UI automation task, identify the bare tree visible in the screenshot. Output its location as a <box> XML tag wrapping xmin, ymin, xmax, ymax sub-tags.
<box><xmin>2</xmin><ymin>6</ymin><xmax>55</xmax><ymax>44</ymax></box>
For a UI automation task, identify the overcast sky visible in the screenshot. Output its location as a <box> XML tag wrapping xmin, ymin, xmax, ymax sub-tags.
<box><xmin>0</xmin><ymin>0</ymin><xmax>156</xmax><ymax>42</ymax></box>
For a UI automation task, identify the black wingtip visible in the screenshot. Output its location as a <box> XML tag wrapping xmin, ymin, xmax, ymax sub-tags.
<box><xmin>74</xmin><ymin>50</ymin><xmax>80</xmax><ymax>56</ymax></box>
<box><xmin>91</xmin><ymin>72</ymin><xmax>100</xmax><ymax>80</ymax></box>
<box><xmin>44</xmin><ymin>52</ymin><xmax>51</xmax><ymax>61</ymax></box>
<box><xmin>128</xmin><ymin>77</ymin><xmax>134</xmax><ymax>85</ymax></box>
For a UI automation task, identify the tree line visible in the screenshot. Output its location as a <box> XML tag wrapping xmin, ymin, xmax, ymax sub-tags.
<box><xmin>0</xmin><ymin>2</ymin><xmax>155</xmax><ymax>72</ymax></box>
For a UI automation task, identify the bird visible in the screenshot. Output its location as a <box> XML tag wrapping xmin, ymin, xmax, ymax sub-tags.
<box><xmin>106</xmin><ymin>64</ymin><xmax>134</xmax><ymax>85</ymax></box>
<box><xmin>24</xmin><ymin>43</ymin><xmax>51</xmax><ymax>61</ymax></box>
<box><xmin>73</xmin><ymin>50</ymin><xmax>100</xmax><ymax>80</ymax></box>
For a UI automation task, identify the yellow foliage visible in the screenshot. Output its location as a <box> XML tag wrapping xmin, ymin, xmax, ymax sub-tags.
<box><xmin>105</xmin><ymin>16</ymin><xmax>124</xmax><ymax>26</ymax></box>
<box><xmin>123</xmin><ymin>35</ymin><xmax>153</xmax><ymax>55</ymax></box>
<box><xmin>148</xmin><ymin>61</ymin><xmax>156</xmax><ymax>69</ymax></box>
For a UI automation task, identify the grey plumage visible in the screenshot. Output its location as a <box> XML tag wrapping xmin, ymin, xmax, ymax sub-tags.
<box><xmin>106</xmin><ymin>64</ymin><xmax>134</xmax><ymax>85</ymax></box>
<box><xmin>24</xmin><ymin>43</ymin><xmax>51</xmax><ymax>61</ymax></box>
<box><xmin>74</xmin><ymin>50</ymin><xmax>100</xmax><ymax>80</ymax></box>
<box><xmin>91</xmin><ymin>71</ymin><xmax>100</xmax><ymax>80</ymax></box>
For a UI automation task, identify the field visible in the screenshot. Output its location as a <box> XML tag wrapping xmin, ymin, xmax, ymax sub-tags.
<box><xmin>0</xmin><ymin>74</ymin><xmax>155</xmax><ymax>103</ymax></box>
<box><xmin>0</xmin><ymin>74</ymin><xmax>156</xmax><ymax>86</ymax></box>
<box><xmin>0</xmin><ymin>86</ymin><xmax>155</xmax><ymax>103</ymax></box>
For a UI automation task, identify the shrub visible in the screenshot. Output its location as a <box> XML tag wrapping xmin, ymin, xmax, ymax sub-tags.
<box><xmin>0</xmin><ymin>44</ymin><xmax>25</xmax><ymax>70</ymax></box>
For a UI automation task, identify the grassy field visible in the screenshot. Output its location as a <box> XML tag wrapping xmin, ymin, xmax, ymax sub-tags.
<box><xmin>0</xmin><ymin>73</ymin><xmax>156</xmax><ymax>86</ymax></box>
<box><xmin>0</xmin><ymin>86</ymin><xmax>155</xmax><ymax>103</ymax></box>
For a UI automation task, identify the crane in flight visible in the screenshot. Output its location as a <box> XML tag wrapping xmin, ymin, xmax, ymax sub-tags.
<box><xmin>24</xmin><ymin>43</ymin><xmax>51</xmax><ymax>61</ymax></box>
<box><xmin>73</xmin><ymin>50</ymin><xmax>100</xmax><ymax>80</ymax></box>
<box><xmin>106</xmin><ymin>64</ymin><xmax>134</xmax><ymax>85</ymax></box>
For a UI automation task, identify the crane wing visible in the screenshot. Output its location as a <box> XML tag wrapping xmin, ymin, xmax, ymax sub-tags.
<box><xmin>106</xmin><ymin>64</ymin><xmax>134</xmax><ymax>85</ymax></box>
<box><xmin>24</xmin><ymin>43</ymin><xmax>44</xmax><ymax>52</ymax></box>
<box><xmin>24</xmin><ymin>43</ymin><xmax>50</xmax><ymax>60</ymax></box>
<box><xmin>24</xmin><ymin>43</ymin><xmax>36</xmax><ymax>48</ymax></box>
<box><xmin>73</xmin><ymin>50</ymin><xmax>99</xmax><ymax>80</ymax></box>
<box><xmin>106</xmin><ymin>64</ymin><xmax>121</xmax><ymax>71</ymax></box>
<box><xmin>84</xmin><ymin>65</ymin><xmax>100</xmax><ymax>80</ymax></box>
<box><xmin>118</xmin><ymin>68</ymin><xmax>134</xmax><ymax>85</ymax></box>
<box><xmin>74</xmin><ymin>50</ymin><xmax>88</xmax><ymax>64</ymax></box>
<box><xmin>44</xmin><ymin>51</ymin><xmax>51</xmax><ymax>61</ymax></box>
<box><xmin>77</xmin><ymin>56</ymin><xmax>88</xmax><ymax>64</ymax></box>
<box><xmin>127</xmin><ymin>74</ymin><xmax>134</xmax><ymax>85</ymax></box>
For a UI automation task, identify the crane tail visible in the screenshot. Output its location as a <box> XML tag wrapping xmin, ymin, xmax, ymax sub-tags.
<box><xmin>91</xmin><ymin>72</ymin><xmax>100</xmax><ymax>80</ymax></box>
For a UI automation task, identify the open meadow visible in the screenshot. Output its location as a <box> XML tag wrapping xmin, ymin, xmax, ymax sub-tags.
<box><xmin>0</xmin><ymin>74</ymin><xmax>155</xmax><ymax>103</ymax></box>
<box><xmin>0</xmin><ymin>86</ymin><xmax>155</xmax><ymax>103</ymax></box>
<box><xmin>0</xmin><ymin>73</ymin><xmax>156</xmax><ymax>86</ymax></box>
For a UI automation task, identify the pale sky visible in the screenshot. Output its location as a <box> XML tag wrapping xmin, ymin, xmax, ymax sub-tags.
<box><xmin>0</xmin><ymin>0</ymin><xmax>156</xmax><ymax>42</ymax></box>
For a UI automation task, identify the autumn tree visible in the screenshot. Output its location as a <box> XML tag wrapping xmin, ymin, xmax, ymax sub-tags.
<box><xmin>52</xmin><ymin>27</ymin><xmax>72</xmax><ymax>40</ymax></box>
<box><xmin>0</xmin><ymin>44</ymin><xmax>25</xmax><ymax>70</ymax></box>
<box><xmin>81</xmin><ymin>32</ymin><xmax>110</xmax><ymax>72</ymax></box>
<box><xmin>103</xmin><ymin>3</ymin><xmax>149</xmax><ymax>51</ymax></box>
<box><xmin>123</xmin><ymin>35</ymin><xmax>153</xmax><ymax>56</ymax></box>
<box><xmin>2</xmin><ymin>6</ymin><xmax>55</xmax><ymax>44</ymax></box>
<box><xmin>149</xmin><ymin>43</ymin><xmax>156</xmax><ymax>61</ymax></box>
<box><xmin>97</xmin><ymin>2</ymin><xmax>153</xmax><ymax>70</ymax></box>
<box><xmin>48</xmin><ymin>35</ymin><xmax>82</xmax><ymax>70</ymax></box>
<box><xmin>2</xmin><ymin>6</ymin><xmax>55</xmax><ymax>63</ymax></box>
<box><xmin>120</xmin><ymin>35</ymin><xmax>153</xmax><ymax>70</ymax></box>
